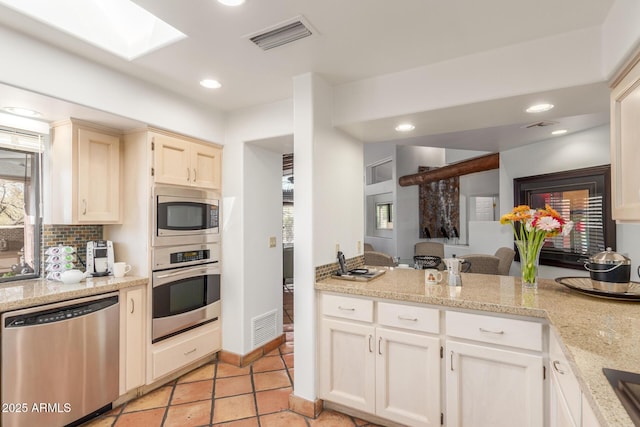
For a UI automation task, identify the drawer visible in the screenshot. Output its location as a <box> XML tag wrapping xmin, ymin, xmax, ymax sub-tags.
<box><xmin>550</xmin><ymin>330</ymin><xmax>581</xmax><ymax>423</ymax></box>
<box><xmin>321</xmin><ymin>294</ymin><xmax>373</xmax><ymax>322</ymax></box>
<box><xmin>152</xmin><ymin>322</ymin><xmax>221</xmax><ymax>380</ymax></box>
<box><xmin>377</xmin><ymin>302</ymin><xmax>439</xmax><ymax>334</ymax></box>
<box><xmin>446</xmin><ymin>311</ymin><xmax>542</xmax><ymax>351</ymax></box>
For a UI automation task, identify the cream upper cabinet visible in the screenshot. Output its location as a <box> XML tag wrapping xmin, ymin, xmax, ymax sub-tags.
<box><xmin>48</xmin><ymin>119</ymin><xmax>122</xmax><ymax>224</ymax></box>
<box><xmin>152</xmin><ymin>131</ymin><xmax>221</xmax><ymax>190</ymax></box>
<box><xmin>610</xmin><ymin>50</ymin><xmax>640</xmax><ymax>221</ymax></box>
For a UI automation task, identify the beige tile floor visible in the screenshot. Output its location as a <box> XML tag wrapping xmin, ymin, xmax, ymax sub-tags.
<box><xmin>81</xmin><ymin>286</ymin><xmax>382</xmax><ymax>426</ymax></box>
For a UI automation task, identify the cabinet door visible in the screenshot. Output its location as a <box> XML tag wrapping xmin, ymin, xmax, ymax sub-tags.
<box><xmin>581</xmin><ymin>393</ymin><xmax>601</xmax><ymax>427</ymax></box>
<box><xmin>77</xmin><ymin>128</ymin><xmax>121</xmax><ymax>222</ymax></box>
<box><xmin>153</xmin><ymin>133</ymin><xmax>191</xmax><ymax>186</ymax></box>
<box><xmin>550</xmin><ymin>371</ymin><xmax>579</xmax><ymax>427</ymax></box>
<box><xmin>446</xmin><ymin>340</ymin><xmax>543</xmax><ymax>427</ymax></box>
<box><xmin>319</xmin><ymin>318</ymin><xmax>375</xmax><ymax>413</ymax></box>
<box><xmin>120</xmin><ymin>287</ymin><xmax>145</xmax><ymax>394</ymax></box>
<box><xmin>611</xmin><ymin>56</ymin><xmax>640</xmax><ymax>220</ymax></box>
<box><xmin>191</xmin><ymin>143</ymin><xmax>221</xmax><ymax>189</ymax></box>
<box><xmin>376</xmin><ymin>328</ymin><xmax>440</xmax><ymax>427</ymax></box>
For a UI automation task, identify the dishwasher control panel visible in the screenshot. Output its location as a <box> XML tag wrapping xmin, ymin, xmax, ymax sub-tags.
<box><xmin>4</xmin><ymin>295</ymin><xmax>119</xmax><ymax>327</ymax></box>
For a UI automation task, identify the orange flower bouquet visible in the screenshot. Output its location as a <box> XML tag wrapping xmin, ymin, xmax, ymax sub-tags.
<box><xmin>501</xmin><ymin>205</ymin><xmax>573</xmax><ymax>287</ymax></box>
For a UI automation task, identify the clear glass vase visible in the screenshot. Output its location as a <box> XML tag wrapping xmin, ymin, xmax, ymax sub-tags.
<box><xmin>515</xmin><ymin>239</ymin><xmax>543</xmax><ymax>289</ymax></box>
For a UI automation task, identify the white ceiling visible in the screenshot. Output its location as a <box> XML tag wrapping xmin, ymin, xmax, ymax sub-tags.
<box><xmin>0</xmin><ymin>0</ymin><xmax>616</xmax><ymax>152</ymax></box>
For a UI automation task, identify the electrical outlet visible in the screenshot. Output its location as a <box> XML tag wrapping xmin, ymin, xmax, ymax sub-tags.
<box><xmin>269</xmin><ymin>236</ymin><xmax>276</xmax><ymax>248</ymax></box>
<box><xmin>335</xmin><ymin>243</ymin><xmax>340</xmax><ymax>253</ymax></box>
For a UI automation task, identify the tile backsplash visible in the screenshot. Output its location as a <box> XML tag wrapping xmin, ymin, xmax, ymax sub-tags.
<box><xmin>42</xmin><ymin>224</ymin><xmax>103</xmax><ymax>272</ymax></box>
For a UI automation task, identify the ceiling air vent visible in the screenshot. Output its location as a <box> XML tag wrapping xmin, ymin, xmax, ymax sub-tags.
<box><xmin>522</xmin><ymin>120</ymin><xmax>559</xmax><ymax>129</ymax></box>
<box><xmin>246</xmin><ymin>16</ymin><xmax>315</xmax><ymax>51</ymax></box>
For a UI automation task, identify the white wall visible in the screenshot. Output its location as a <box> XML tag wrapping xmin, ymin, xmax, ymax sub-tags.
<box><xmin>500</xmin><ymin>124</ymin><xmax>640</xmax><ymax>280</ymax></box>
<box><xmin>333</xmin><ymin>27</ymin><xmax>603</xmax><ymax>125</ymax></box>
<box><xmin>0</xmin><ymin>26</ymin><xmax>224</xmax><ymax>142</ymax></box>
<box><xmin>223</xmin><ymin>99</ymin><xmax>293</xmax><ymax>355</ymax></box>
<box><xmin>293</xmin><ymin>73</ymin><xmax>364</xmax><ymax>402</ymax></box>
<box><xmin>243</xmin><ymin>143</ymin><xmax>284</xmax><ymax>351</ymax></box>
<box><xmin>602</xmin><ymin>0</ymin><xmax>640</xmax><ymax>78</ymax></box>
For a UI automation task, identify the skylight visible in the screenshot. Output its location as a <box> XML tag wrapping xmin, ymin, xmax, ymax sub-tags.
<box><xmin>0</xmin><ymin>0</ymin><xmax>186</xmax><ymax>60</ymax></box>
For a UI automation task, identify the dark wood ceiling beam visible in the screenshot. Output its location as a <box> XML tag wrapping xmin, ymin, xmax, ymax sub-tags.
<box><xmin>398</xmin><ymin>153</ymin><xmax>499</xmax><ymax>187</ymax></box>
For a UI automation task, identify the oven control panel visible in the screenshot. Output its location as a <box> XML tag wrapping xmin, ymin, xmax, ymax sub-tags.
<box><xmin>153</xmin><ymin>243</ymin><xmax>219</xmax><ymax>271</ymax></box>
<box><xmin>171</xmin><ymin>250</ymin><xmax>210</xmax><ymax>264</ymax></box>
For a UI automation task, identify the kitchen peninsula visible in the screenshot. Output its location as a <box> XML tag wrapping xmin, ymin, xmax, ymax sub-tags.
<box><xmin>316</xmin><ymin>269</ymin><xmax>638</xmax><ymax>426</ymax></box>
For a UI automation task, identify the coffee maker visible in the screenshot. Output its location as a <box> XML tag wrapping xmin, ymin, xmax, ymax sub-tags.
<box><xmin>86</xmin><ymin>240</ymin><xmax>114</xmax><ymax>276</ymax></box>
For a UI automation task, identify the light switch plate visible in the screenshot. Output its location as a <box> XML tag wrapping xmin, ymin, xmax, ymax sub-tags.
<box><xmin>269</xmin><ymin>236</ymin><xmax>276</xmax><ymax>248</ymax></box>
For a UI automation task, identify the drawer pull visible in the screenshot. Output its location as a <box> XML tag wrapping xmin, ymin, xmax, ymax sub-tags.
<box><xmin>184</xmin><ymin>348</ymin><xmax>197</xmax><ymax>356</ymax></box>
<box><xmin>368</xmin><ymin>334</ymin><xmax>373</xmax><ymax>353</ymax></box>
<box><xmin>398</xmin><ymin>315</ymin><xmax>418</xmax><ymax>321</ymax></box>
<box><xmin>130</xmin><ymin>298</ymin><xmax>135</xmax><ymax>314</ymax></box>
<box><xmin>378</xmin><ymin>337</ymin><xmax>383</xmax><ymax>355</ymax></box>
<box><xmin>479</xmin><ymin>327</ymin><xmax>505</xmax><ymax>335</ymax></box>
<box><xmin>338</xmin><ymin>306</ymin><xmax>355</xmax><ymax>311</ymax></box>
<box><xmin>552</xmin><ymin>360</ymin><xmax>565</xmax><ymax>375</ymax></box>
<box><xmin>450</xmin><ymin>351</ymin><xmax>454</xmax><ymax>371</ymax></box>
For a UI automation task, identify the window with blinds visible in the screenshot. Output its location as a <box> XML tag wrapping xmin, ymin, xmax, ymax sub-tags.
<box><xmin>0</xmin><ymin>127</ymin><xmax>42</xmax><ymax>282</ymax></box>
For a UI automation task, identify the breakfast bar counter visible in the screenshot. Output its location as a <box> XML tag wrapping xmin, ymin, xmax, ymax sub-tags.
<box><xmin>316</xmin><ymin>268</ymin><xmax>639</xmax><ymax>426</ymax></box>
<box><xmin>0</xmin><ymin>276</ymin><xmax>148</xmax><ymax>312</ymax></box>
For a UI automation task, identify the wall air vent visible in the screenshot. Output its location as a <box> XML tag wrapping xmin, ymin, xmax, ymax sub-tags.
<box><xmin>522</xmin><ymin>120</ymin><xmax>559</xmax><ymax>129</ymax></box>
<box><xmin>246</xmin><ymin>16</ymin><xmax>316</xmax><ymax>51</ymax></box>
<box><xmin>251</xmin><ymin>309</ymin><xmax>278</xmax><ymax>348</ymax></box>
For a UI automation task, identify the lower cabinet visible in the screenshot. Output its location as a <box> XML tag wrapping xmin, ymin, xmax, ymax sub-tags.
<box><xmin>119</xmin><ymin>286</ymin><xmax>145</xmax><ymax>395</ymax></box>
<box><xmin>445</xmin><ymin>310</ymin><xmax>544</xmax><ymax>427</ymax></box>
<box><xmin>319</xmin><ymin>295</ymin><xmax>441</xmax><ymax>427</ymax></box>
<box><xmin>150</xmin><ymin>320</ymin><xmax>221</xmax><ymax>382</ymax></box>
<box><xmin>445</xmin><ymin>340</ymin><xmax>544</xmax><ymax>427</ymax></box>
<box><xmin>318</xmin><ymin>292</ymin><xmax>603</xmax><ymax>427</ymax></box>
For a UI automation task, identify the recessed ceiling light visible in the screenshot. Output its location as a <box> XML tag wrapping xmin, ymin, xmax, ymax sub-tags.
<box><xmin>526</xmin><ymin>103</ymin><xmax>554</xmax><ymax>113</ymax></box>
<box><xmin>395</xmin><ymin>123</ymin><xmax>415</xmax><ymax>132</ymax></box>
<box><xmin>218</xmin><ymin>0</ymin><xmax>245</xmax><ymax>5</ymax></box>
<box><xmin>200</xmin><ymin>79</ymin><xmax>222</xmax><ymax>89</ymax></box>
<box><xmin>2</xmin><ymin>106</ymin><xmax>42</xmax><ymax>118</ymax></box>
<box><xmin>551</xmin><ymin>129</ymin><xmax>568</xmax><ymax>135</ymax></box>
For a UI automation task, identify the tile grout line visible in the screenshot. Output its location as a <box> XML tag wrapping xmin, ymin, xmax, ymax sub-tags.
<box><xmin>249</xmin><ymin>364</ymin><xmax>262</xmax><ymax>427</ymax></box>
<box><xmin>160</xmin><ymin>379</ymin><xmax>178</xmax><ymax>426</ymax></box>
<box><xmin>209</xmin><ymin>361</ymin><xmax>217</xmax><ymax>427</ymax></box>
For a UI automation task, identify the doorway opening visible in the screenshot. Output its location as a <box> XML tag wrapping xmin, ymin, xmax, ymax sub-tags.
<box><xmin>282</xmin><ymin>153</ymin><xmax>294</xmax><ymax>328</ymax></box>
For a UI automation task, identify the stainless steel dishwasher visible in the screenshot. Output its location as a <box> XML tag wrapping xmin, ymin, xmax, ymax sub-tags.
<box><xmin>1</xmin><ymin>292</ymin><xmax>119</xmax><ymax>427</ymax></box>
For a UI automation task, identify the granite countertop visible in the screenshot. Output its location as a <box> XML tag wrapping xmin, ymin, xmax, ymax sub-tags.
<box><xmin>0</xmin><ymin>276</ymin><xmax>148</xmax><ymax>313</ymax></box>
<box><xmin>316</xmin><ymin>268</ymin><xmax>640</xmax><ymax>426</ymax></box>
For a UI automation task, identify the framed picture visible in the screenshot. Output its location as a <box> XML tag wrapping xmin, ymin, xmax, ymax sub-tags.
<box><xmin>513</xmin><ymin>165</ymin><xmax>616</xmax><ymax>270</ymax></box>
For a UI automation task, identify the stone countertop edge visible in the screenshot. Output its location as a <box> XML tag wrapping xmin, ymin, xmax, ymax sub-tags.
<box><xmin>316</xmin><ymin>269</ymin><xmax>639</xmax><ymax>427</ymax></box>
<box><xmin>0</xmin><ymin>276</ymin><xmax>148</xmax><ymax>312</ymax></box>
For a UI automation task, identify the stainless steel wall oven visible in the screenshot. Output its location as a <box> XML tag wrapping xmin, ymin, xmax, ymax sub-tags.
<box><xmin>151</xmin><ymin>242</ymin><xmax>220</xmax><ymax>343</ymax></box>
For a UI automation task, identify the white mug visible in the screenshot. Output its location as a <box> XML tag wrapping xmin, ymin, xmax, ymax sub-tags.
<box><xmin>113</xmin><ymin>262</ymin><xmax>132</xmax><ymax>278</ymax></box>
<box><xmin>94</xmin><ymin>258</ymin><xmax>108</xmax><ymax>273</ymax></box>
<box><xmin>425</xmin><ymin>269</ymin><xmax>443</xmax><ymax>285</ymax></box>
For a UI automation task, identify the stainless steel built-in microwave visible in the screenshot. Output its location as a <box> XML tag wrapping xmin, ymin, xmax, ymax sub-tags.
<box><xmin>153</xmin><ymin>185</ymin><xmax>220</xmax><ymax>246</ymax></box>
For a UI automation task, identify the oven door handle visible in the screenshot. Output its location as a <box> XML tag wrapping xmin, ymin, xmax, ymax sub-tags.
<box><xmin>154</xmin><ymin>264</ymin><xmax>219</xmax><ymax>281</ymax></box>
